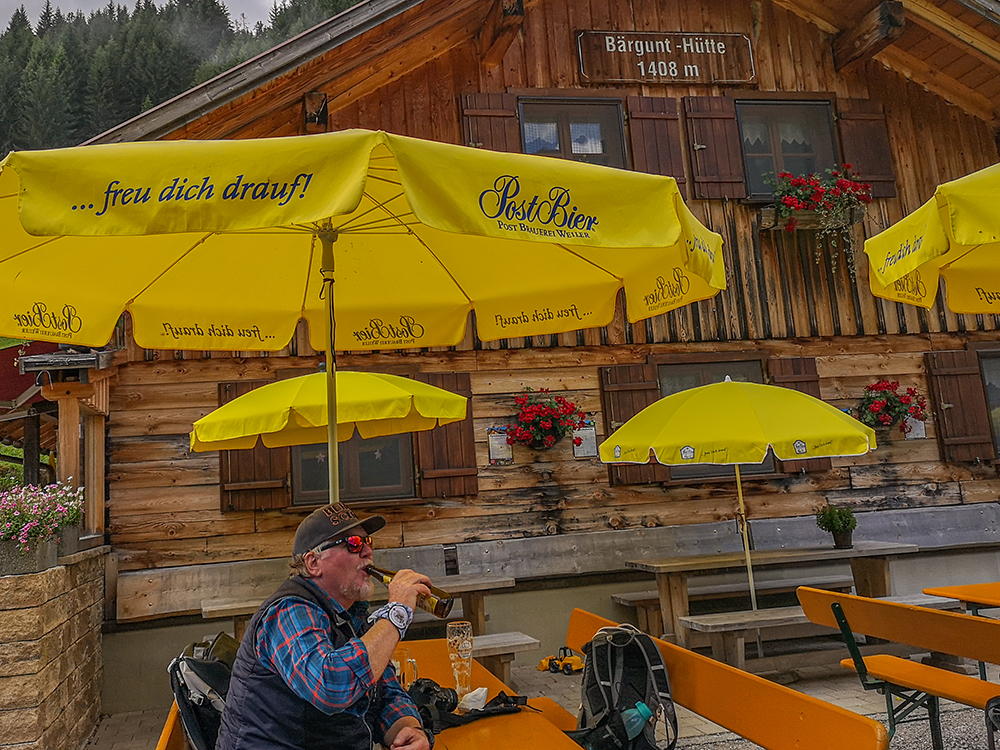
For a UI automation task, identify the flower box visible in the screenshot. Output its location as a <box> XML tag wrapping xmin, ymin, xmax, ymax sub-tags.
<box><xmin>0</xmin><ymin>538</ymin><xmax>57</xmax><ymax>576</ymax></box>
<box><xmin>759</xmin><ymin>206</ymin><xmax>866</xmax><ymax>231</ymax></box>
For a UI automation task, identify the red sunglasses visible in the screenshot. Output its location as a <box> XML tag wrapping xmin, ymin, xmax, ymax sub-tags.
<box><xmin>317</xmin><ymin>535</ymin><xmax>373</xmax><ymax>554</ymax></box>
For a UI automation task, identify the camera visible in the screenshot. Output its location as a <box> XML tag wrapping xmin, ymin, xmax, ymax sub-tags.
<box><xmin>407</xmin><ymin>678</ymin><xmax>459</xmax><ymax>714</ymax></box>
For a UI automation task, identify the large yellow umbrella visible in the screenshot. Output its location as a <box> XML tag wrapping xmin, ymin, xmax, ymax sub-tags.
<box><xmin>865</xmin><ymin>162</ymin><xmax>1000</xmax><ymax>311</ymax></box>
<box><xmin>599</xmin><ymin>378</ymin><xmax>876</xmax><ymax>613</ymax></box>
<box><xmin>190</xmin><ymin>371</ymin><xmax>467</xmax><ymax>451</ymax></box>
<box><xmin>0</xmin><ymin>129</ymin><xmax>725</xmax><ymax>502</ymax></box>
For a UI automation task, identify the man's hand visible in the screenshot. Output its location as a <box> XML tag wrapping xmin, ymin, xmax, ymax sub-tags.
<box><xmin>388</xmin><ymin>723</ymin><xmax>431</xmax><ymax>750</ymax></box>
<box><xmin>387</xmin><ymin>568</ymin><xmax>432</xmax><ymax>611</ymax></box>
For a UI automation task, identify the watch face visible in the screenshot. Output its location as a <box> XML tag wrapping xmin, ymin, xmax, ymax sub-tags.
<box><xmin>389</xmin><ymin>605</ymin><xmax>409</xmax><ymax>629</ymax></box>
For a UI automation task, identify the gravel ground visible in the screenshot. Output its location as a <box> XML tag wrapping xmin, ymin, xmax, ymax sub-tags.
<box><xmin>679</xmin><ymin>704</ymin><xmax>986</xmax><ymax>749</ymax></box>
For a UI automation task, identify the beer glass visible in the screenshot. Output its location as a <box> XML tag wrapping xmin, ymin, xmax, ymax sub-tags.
<box><xmin>446</xmin><ymin>620</ymin><xmax>474</xmax><ymax>698</ymax></box>
<box><xmin>391</xmin><ymin>646</ymin><xmax>418</xmax><ymax>689</ymax></box>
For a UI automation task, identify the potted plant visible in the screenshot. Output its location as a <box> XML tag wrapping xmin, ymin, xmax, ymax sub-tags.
<box><xmin>763</xmin><ymin>164</ymin><xmax>873</xmax><ymax>272</ymax></box>
<box><xmin>857</xmin><ymin>379</ymin><xmax>928</xmax><ymax>438</ymax></box>
<box><xmin>0</xmin><ymin>481</ymin><xmax>85</xmax><ymax>575</ymax></box>
<box><xmin>816</xmin><ymin>505</ymin><xmax>857</xmax><ymax>549</ymax></box>
<box><xmin>505</xmin><ymin>388</ymin><xmax>586</xmax><ymax>450</ymax></box>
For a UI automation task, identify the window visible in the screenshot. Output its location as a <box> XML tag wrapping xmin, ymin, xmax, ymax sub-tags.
<box><xmin>656</xmin><ymin>359</ymin><xmax>775</xmax><ymax>479</ymax></box>
<box><xmin>291</xmin><ymin>432</ymin><xmax>415</xmax><ymax>506</ymax></box>
<box><xmin>979</xmin><ymin>353</ymin><xmax>1000</xmax><ymax>456</ymax></box>
<box><xmin>519</xmin><ymin>99</ymin><xmax>627</xmax><ymax>168</ymax></box>
<box><xmin>735</xmin><ymin>101</ymin><xmax>839</xmax><ymax>199</ymax></box>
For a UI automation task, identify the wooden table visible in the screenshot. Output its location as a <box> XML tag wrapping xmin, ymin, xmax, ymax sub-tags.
<box><xmin>406</xmin><ymin>639</ymin><xmax>580</xmax><ymax>749</ymax></box>
<box><xmin>202</xmin><ymin>572</ymin><xmax>515</xmax><ymax>641</ymax></box>
<box><xmin>626</xmin><ymin>541</ymin><xmax>919</xmax><ymax>648</ymax></box>
<box><xmin>923</xmin><ymin>581</ymin><xmax>1000</xmax><ymax>679</ymax></box>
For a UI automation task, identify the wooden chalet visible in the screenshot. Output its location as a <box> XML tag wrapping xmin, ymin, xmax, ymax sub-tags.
<box><xmin>13</xmin><ymin>0</ymin><xmax>1000</xmax><ymax>707</ymax></box>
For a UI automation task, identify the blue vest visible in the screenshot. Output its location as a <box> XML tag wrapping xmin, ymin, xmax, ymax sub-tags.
<box><xmin>216</xmin><ymin>577</ymin><xmax>380</xmax><ymax>750</ymax></box>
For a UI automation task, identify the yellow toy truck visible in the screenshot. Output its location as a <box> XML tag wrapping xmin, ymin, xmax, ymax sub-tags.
<box><xmin>537</xmin><ymin>646</ymin><xmax>584</xmax><ymax>675</ymax></box>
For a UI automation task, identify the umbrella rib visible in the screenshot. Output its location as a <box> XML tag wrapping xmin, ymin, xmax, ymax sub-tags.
<box><xmin>125</xmin><ymin>233</ymin><xmax>216</xmax><ymax>304</ymax></box>
<box><xmin>0</xmin><ymin>235</ymin><xmax>62</xmax><ymax>264</ymax></box>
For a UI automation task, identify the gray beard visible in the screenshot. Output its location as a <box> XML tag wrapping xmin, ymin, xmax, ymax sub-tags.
<box><xmin>340</xmin><ymin>576</ymin><xmax>375</xmax><ymax>604</ymax></box>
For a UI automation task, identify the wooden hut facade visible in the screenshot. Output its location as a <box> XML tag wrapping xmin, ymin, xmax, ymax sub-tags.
<box><xmin>19</xmin><ymin>0</ymin><xmax>1000</xmax><ymax>638</ymax></box>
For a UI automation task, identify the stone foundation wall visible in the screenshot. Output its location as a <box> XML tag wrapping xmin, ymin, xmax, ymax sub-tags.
<box><xmin>0</xmin><ymin>547</ymin><xmax>108</xmax><ymax>750</ymax></box>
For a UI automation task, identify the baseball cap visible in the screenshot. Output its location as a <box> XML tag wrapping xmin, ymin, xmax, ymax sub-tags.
<box><xmin>293</xmin><ymin>502</ymin><xmax>386</xmax><ymax>557</ymax></box>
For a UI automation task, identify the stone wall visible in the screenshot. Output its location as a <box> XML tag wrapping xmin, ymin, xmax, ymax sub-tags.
<box><xmin>0</xmin><ymin>547</ymin><xmax>108</xmax><ymax>750</ymax></box>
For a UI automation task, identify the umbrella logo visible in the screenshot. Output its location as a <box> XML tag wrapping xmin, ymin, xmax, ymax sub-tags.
<box><xmin>891</xmin><ymin>270</ymin><xmax>927</xmax><ymax>300</ymax></box>
<box><xmin>643</xmin><ymin>269</ymin><xmax>691</xmax><ymax>311</ymax></box>
<box><xmin>680</xmin><ymin>445</ymin><xmax>695</xmax><ymax>460</ymax></box>
<box><xmin>793</xmin><ymin>439</ymin><xmax>807</xmax><ymax>455</ymax></box>
<box><xmin>614</xmin><ymin>445</ymin><xmax>621</xmax><ymax>458</ymax></box>
<box><xmin>12</xmin><ymin>302</ymin><xmax>83</xmax><ymax>337</ymax></box>
<box><xmin>351</xmin><ymin>316</ymin><xmax>426</xmax><ymax>346</ymax></box>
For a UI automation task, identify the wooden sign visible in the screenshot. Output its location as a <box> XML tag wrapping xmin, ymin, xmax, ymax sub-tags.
<box><xmin>577</xmin><ymin>30</ymin><xmax>755</xmax><ymax>84</ymax></box>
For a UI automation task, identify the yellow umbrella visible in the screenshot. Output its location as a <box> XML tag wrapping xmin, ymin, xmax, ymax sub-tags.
<box><xmin>599</xmin><ymin>378</ymin><xmax>876</xmax><ymax>613</ymax></box>
<box><xmin>190</xmin><ymin>371</ymin><xmax>467</xmax><ymax>451</ymax></box>
<box><xmin>865</xmin><ymin>162</ymin><xmax>1000</xmax><ymax>311</ymax></box>
<box><xmin>0</xmin><ymin>129</ymin><xmax>725</xmax><ymax>502</ymax></box>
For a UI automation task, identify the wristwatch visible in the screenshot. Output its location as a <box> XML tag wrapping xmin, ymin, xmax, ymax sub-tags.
<box><xmin>367</xmin><ymin>602</ymin><xmax>413</xmax><ymax>638</ymax></box>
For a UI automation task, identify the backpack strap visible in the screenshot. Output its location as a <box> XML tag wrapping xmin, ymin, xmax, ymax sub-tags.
<box><xmin>631</xmin><ymin>632</ymin><xmax>678</xmax><ymax>750</ymax></box>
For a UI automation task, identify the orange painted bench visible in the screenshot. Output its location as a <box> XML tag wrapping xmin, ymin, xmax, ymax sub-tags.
<box><xmin>565</xmin><ymin>608</ymin><xmax>888</xmax><ymax>750</ymax></box>
<box><xmin>797</xmin><ymin>586</ymin><xmax>1000</xmax><ymax>750</ymax></box>
<box><xmin>155</xmin><ymin>701</ymin><xmax>188</xmax><ymax>750</ymax></box>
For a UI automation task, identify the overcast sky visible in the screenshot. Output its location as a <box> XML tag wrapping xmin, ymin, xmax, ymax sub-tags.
<box><xmin>4</xmin><ymin>0</ymin><xmax>273</xmax><ymax>28</ymax></box>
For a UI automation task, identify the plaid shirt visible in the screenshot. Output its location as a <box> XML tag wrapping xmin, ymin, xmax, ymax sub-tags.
<box><xmin>255</xmin><ymin>579</ymin><xmax>420</xmax><ymax>741</ymax></box>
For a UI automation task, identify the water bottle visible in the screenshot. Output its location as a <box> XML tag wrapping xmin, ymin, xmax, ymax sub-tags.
<box><xmin>584</xmin><ymin>701</ymin><xmax>653</xmax><ymax>749</ymax></box>
<box><xmin>622</xmin><ymin>701</ymin><xmax>653</xmax><ymax>739</ymax></box>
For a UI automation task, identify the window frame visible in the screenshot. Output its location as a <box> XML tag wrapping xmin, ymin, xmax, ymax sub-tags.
<box><xmin>518</xmin><ymin>97</ymin><xmax>629</xmax><ymax>169</ymax></box>
<box><xmin>290</xmin><ymin>431</ymin><xmax>415</xmax><ymax>507</ymax></box>
<box><xmin>733</xmin><ymin>98</ymin><xmax>840</xmax><ymax>201</ymax></box>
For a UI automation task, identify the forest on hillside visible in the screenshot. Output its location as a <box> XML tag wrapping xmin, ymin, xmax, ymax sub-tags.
<box><xmin>0</xmin><ymin>0</ymin><xmax>359</xmax><ymax>156</ymax></box>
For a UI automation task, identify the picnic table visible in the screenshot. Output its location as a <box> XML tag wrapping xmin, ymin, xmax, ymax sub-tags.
<box><xmin>626</xmin><ymin>541</ymin><xmax>919</xmax><ymax>647</ymax></box>
<box><xmin>923</xmin><ymin>581</ymin><xmax>1000</xmax><ymax>679</ymax></box>
<box><xmin>405</xmin><ymin>638</ymin><xmax>581</xmax><ymax>748</ymax></box>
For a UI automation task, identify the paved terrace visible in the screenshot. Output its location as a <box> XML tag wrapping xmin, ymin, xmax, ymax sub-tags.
<box><xmin>87</xmin><ymin>661</ymin><xmax>990</xmax><ymax>749</ymax></box>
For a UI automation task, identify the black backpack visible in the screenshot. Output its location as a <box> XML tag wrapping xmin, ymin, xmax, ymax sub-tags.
<box><xmin>570</xmin><ymin>624</ymin><xmax>678</xmax><ymax>750</ymax></box>
<box><xmin>167</xmin><ymin>632</ymin><xmax>239</xmax><ymax>750</ymax></box>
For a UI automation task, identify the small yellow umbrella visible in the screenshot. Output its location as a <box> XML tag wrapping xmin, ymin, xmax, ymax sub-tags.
<box><xmin>865</xmin><ymin>162</ymin><xmax>1000</xmax><ymax>311</ymax></box>
<box><xmin>190</xmin><ymin>371</ymin><xmax>467</xmax><ymax>451</ymax></box>
<box><xmin>599</xmin><ymin>378</ymin><xmax>876</xmax><ymax>614</ymax></box>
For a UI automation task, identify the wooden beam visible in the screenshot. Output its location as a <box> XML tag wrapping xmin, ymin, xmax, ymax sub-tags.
<box><xmin>477</xmin><ymin>0</ymin><xmax>524</xmax><ymax>68</ymax></box>
<box><xmin>875</xmin><ymin>45</ymin><xmax>998</xmax><ymax>124</ymax></box>
<box><xmin>903</xmin><ymin>0</ymin><xmax>1000</xmax><ymax>70</ymax></box>
<box><xmin>768</xmin><ymin>0</ymin><xmax>840</xmax><ymax>34</ymax></box>
<box><xmin>834</xmin><ymin>1</ymin><xmax>905</xmax><ymax>71</ymax></box>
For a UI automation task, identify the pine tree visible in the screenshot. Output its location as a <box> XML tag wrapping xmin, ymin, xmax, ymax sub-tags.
<box><xmin>16</xmin><ymin>39</ymin><xmax>74</xmax><ymax>150</ymax></box>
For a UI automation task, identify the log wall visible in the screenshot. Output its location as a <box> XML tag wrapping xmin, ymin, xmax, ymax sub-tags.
<box><xmin>103</xmin><ymin>0</ymin><xmax>1000</xmax><ymax>620</ymax></box>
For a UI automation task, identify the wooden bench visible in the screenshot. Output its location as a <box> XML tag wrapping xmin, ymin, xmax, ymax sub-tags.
<box><xmin>472</xmin><ymin>631</ymin><xmax>540</xmax><ymax>684</ymax></box>
<box><xmin>564</xmin><ymin>608</ymin><xmax>888</xmax><ymax>750</ymax></box>
<box><xmin>155</xmin><ymin>701</ymin><xmax>187</xmax><ymax>750</ymax></box>
<box><xmin>612</xmin><ymin>574</ymin><xmax>855</xmax><ymax>638</ymax></box>
<box><xmin>797</xmin><ymin>586</ymin><xmax>1000</xmax><ymax>750</ymax></box>
<box><xmin>676</xmin><ymin>594</ymin><xmax>961</xmax><ymax>672</ymax></box>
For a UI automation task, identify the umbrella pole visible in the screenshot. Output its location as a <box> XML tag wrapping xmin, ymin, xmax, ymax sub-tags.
<box><xmin>320</xmin><ymin>230</ymin><xmax>340</xmax><ymax>505</ymax></box>
<box><xmin>735</xmin><ymin>465</ymin><xmax>764</xmax><ymax>658</ymax></box>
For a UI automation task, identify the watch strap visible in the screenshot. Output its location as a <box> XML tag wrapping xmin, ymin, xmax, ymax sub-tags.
<box><xmin>367</xmin><ymin>602</ymin><xmax>413</xmax><ymax>638</ymax></box>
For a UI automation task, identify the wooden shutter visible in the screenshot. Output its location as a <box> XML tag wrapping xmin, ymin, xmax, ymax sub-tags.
<box><xmin>627</xmin><ymin>96</ymin><xmax>687</xmax><ymax>194</ymax></box>
<box><xmin>837</xmin><ymin>98</ymin><xmax>897</xmax><ymax>199</ymax></box>
<box><xmin>682</xmin><ymin>96</ymin><xmax>747</xmax><ymax>199</ymax></box>
<box><xmin>599</xmin><ymin>364</ymin><xmax>672</xmax><ymax>486</ymax></box>
<box><xmin>415</xmin><ymin>372</ymin><xmax>478</xmax><ymax>498</ymax></box>
<box><xmin>770</xmin><ymin>357</ymin><xmax>833</xmax><ymax>472</ymax></box>
<box><xmin>461</xmin><ymin>92</ymin><xmax>520</xmax><ymax>152</ymax></box>
<box><xmin>925</xmin><ymin>351</ymin><xmax>996</xmax><ymax>463</ymax></box>
<box><xmin>218</xmin><ymin>381</ymin><xmax>290</xmax><ymax>512</ymax></box>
